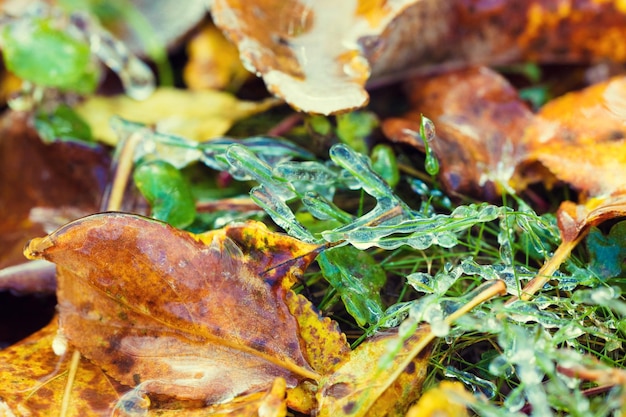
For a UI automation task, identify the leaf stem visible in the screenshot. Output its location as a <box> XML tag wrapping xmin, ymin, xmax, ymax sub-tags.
<box><xmin>506</xmin><ymin>231</ymin><xmax>587</xmax><ymax>304</ymax></box>
<box><xmin>101</xmin><ymin>132</ymin><xmax>142</xmax><ymax>212</ymax></box>
<box><xmin>59</xmin><ymin>349</ymin><xmax>81</xmax><ymax>417</ymax></box>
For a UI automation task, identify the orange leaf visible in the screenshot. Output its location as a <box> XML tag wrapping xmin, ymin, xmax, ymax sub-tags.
<box><xmin>24</xmin><ymin>214</ymin><xmax>322</xmax><ymax>403</ymax></box>
<box><xmin>382</xmin><ymin>66</ymin><xmax>534</xmax><ymax>199</ymax></box>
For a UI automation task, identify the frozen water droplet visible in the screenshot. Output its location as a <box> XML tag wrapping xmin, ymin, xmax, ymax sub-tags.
<box><xmin>407</xmin><ymin>233</ymin><xmax>433</xmax><ymax>250</ymax></box>
<box><xmin>274</xmin><ymin>161</ymin><xmax>336</xmax><ymax>184</ymax></box>
<box><xmin>434</xmin><ymin>231</ymin><xmax>457</xmax><ymax>248</ymax></box>
<box><xmin>421</xmin><ymin>116</ymin><xmax>436</xmax><ymax>142</ymax></box>
<box><xmin>489</xmin><ymin>354</ymin><xmax>513</xmax><ymax>377</ymax></box>
<box><xmin>407</xmin><ymin>272</ymin><xmax>433</xmax><ymax>293</ymax></box>
<box><xmin>251</xmin><ymin>186</ymin><xmax>314</xmax><ymax>242</ymax></box>
<box><xmin>444</xmin><ymin>366</ymin><xmax>497</xmax><ymax>399</ymax></box>
<box><xmin>88</xmin><ymin>25</ymin><xmax>155</xmax><ymax>100</ymax></box>
<box><xmin>51</xmin><ymin>331</ymin><xmax>67</xmax><ymax>356</ymax></box>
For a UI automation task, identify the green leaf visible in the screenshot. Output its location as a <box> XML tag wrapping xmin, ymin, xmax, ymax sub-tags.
<box><xmin>370</xmin><ymin>144</ymin><xmax>400</xmax><ymax>188</ymax></box>
<box><xmin>133</xmin><ymin>160</ymin><xmax>196</xmax><ymax>228</ymax></box>
<box><xmin>1</xmin><ymin>17</ymin><xmax>98</xmax><ymax>93</ymax></box>
<box><xmin>586</xmin><ymin>221</ymin><xmax>626</xmax><ymax>279</ymax></box>
<box><xmin>318</xmin><ymin>246</ymin><xmax>386</xmax><ymax>326</ymax></box>
<box><xmin>335</xmin><ymin>111</ymin><xmax>378</xmax><ymax>155</ymax></box>
<box><xmin>34</xmin><ymin>104</ymin><xmax>94</xmax><ymax>145</ymax></box>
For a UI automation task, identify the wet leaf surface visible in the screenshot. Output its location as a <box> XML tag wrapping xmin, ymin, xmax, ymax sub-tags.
<box><xmin>24</xmin><ymin>214</ymin><xmax>322</xmax><ymax>403</ymax></box>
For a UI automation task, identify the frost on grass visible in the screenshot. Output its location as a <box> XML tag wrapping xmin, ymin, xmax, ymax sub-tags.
<box><xmin>109</xmin><ymin>120</ymin><xmax>626</xmax><ymax>415</ymax></box>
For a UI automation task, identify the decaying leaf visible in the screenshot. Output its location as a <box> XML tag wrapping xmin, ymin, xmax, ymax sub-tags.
<box><xmin>24</xmin><ymin>214</ymin><xmax>323</xmax><ymax>403</ymax></box>
<box><xmin>211</xmin><ymin>0</ymin><xmax>417</xmax><ymax>114</ymax></box>
<box><xmin>284</xmin><ymin>290</ymin><xmax>351</xmax><ymax>413</ymax></box>
<box><xmin>211</xmin><ymin>0</ymin><xmax>626</xmax><ymax>114</ymax></box>
<box><xmin>382</xmin><ymin>66</ymin><xmax>535</xmax><ymax>199</ymax></box>
<box><xmin>74</xmin><ymin>87</ymin><xmax>280</xmax><ymax>145</ymax></box>
<box><xmin>0</xmin><ymin>319</ymin><xmax>125</xmax><ymax>416</ymax></box>
<box><xmin>316</xmin><ymin>326</ymin><xmax>432</xmax><ymax>417</ymax></box>
<box><xmin>521</xmin><ymin>76</ymin><xmax>626</xmax><ymax>198</ymax></box>
<box><xmin>0</xmin><ymin>319</ymin><xmax>291</xmax><ymax>417</ymax></box>
<box><xmin>383</xmin><ymin>69</ymin><xmax>626</xmax><ymax>199</ymax></box>
<box><xmin>0</xmin><ymin>110</ymin><xmax>109</xmax><ymax>293</ymax></box>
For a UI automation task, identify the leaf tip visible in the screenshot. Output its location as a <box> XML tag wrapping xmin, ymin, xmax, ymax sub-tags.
<box><xmin>23</xmin><ymin>235</ymin><xmax>54</xmax><ymax>260</ymax></box>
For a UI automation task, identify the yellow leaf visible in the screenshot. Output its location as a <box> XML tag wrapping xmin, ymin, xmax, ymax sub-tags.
<box><xmin>184</xmin><ymin>24</ymin><xmax>250</xmax><ymax>91</ymax></box>
<box><xmin>0</xmin><ymin>319</ymin><xmax>125</xmax><ymax>416</ymax></box>
<box><xmin>405</xmin><ymin>381</ymin><xmax>471</xmax><ymax>417</ymax></box>
<box><xmin>284</xmin><ymin>291</ymin><xmax>351</xmax><ymax>413</ymax></box>
<box><xmin>316</xmin><ymin>326</ymin><xmax>432</xmax><ymax>417</ymax></box>
<box><xmin>74</xmin><ymin>87</ymin><xmax>279</xmax><ymax>145</ymax></box>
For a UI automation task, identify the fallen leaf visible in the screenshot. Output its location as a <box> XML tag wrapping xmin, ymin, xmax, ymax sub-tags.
<box><xmin>382</xmin><ymin>66</ymin><xmax>534</xmax><ymax>199</ymax></box>
<box><xmin>211</xmin><ymin>0</ymin><xmax>416</xmax><ymax>114</ymax></box>
<box><xmin>24</xmin><ymin>214</ymin><xmax>324</xmax><ymax>403</ymax></box>
<box><xmin>0</xmin><ymin>319</ymin><xmax>125</xmax><ymax>416</ymax></box>
<box><xmin>0</xmin><ymin>110</ymin><xmax>109</xmax><ymax>293</ymax></box>
<box><xmin>405</xmin><ymin>381</ymin><xmax>471</xmax><ymax>417</ymax></box>
<box><xmin>316</xmin><ymin>326</ymin><xmax>431</xmax><ymax>417</ymax></box>
<box><xmin>183</xmin><ymin>23</ymin><xmax>250</xmax><ymax>91</ymax></box>
<box><xmin>211</xmin><ymin>1</ymin><xmax>626</xmax><ymax>114</ymax></box>
<box><xmin>0</xmin><ymin>319</ymin><xmax>290</xmax><ymax>416</ymax></box>
<box><xmin>521</xmin><ymin>76</ymin><xmax>626</xmax><ymax>198</ymax></box>
<box><xmin>383</xmin><ymin>70</ymin><xmax>626</xmax><ymax>198</ymax></box>
<box><xmin>284</xmin><ymin>290</ymin><xmax>351</xmax><ymax>413</ymax></box>
<box><xmin>74</xmin><ymin>87</ymin><xmax>280</xmax><ymax>145</ymax></box>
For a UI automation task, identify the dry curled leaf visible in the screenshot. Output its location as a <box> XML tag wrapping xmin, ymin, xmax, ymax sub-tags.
<box><xmin>211</xmin><ymin>0</ymin><xmax>417</xmax><ymax>114</ymax></box>
<box><xmin>24</xmin><ymin>214</ymin><xmax>323</xmax><ymax>404</ymax></box>
<box><xmin>211</xmin><ymin>0</ymin><xmax>626</xmax><ymax>114</ymax></box>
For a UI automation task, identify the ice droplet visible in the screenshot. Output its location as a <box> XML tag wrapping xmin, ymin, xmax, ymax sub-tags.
<box><xmin>88</xmin><ymin>24</ymin><xmax>155</xmax><ymax>100</ymax></box>
<box><xmin>444</xmin><ymin>366</ymin><xmax>497</xmax><ymax>399</ymax></box>
<box><xmin>274</xmin><ymin>161</ymin><xmax>336</xmax><ymax>185</ymax></box>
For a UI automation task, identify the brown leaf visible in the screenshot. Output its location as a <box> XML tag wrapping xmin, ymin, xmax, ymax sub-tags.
<box><xmin>0</xmin><ymin>319</ymin><xmax>290</xmax><ymax>417</ymax></box>
<box><xmin>382</xmin><ymin>66</ymin><xmax>534</xmax><ymax>199</ymax></box>
<box><xmin>0</xmin><ymin>110</ymin><xmax>109</xmax><ymax>292</ymax></box>
<box><xmin>24</xmin><ymin>214</ymin><xmax>323</xmax><ymax>403</ymax></box>
<box><xmin>521</xmin><ymin>76</ymin><xmax>626</xmax><ymax>198</ymax></box>
<box><xmin>211</xmin><ymin>1</ymin><xmax>626</xmax><ymax>114</ymax></box>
